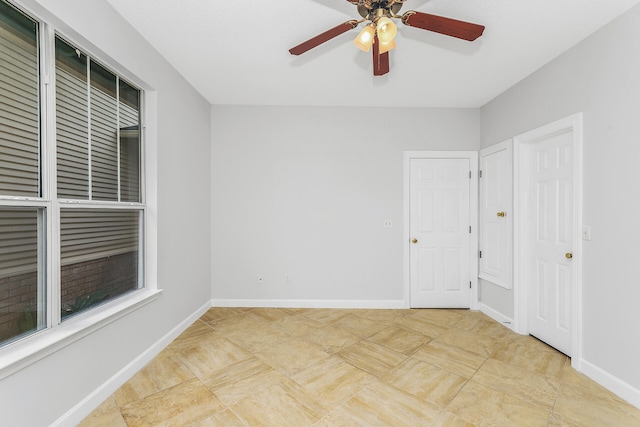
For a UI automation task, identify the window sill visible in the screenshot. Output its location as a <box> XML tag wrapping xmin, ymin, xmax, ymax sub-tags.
<box><xmin>0</xmin><ymin>288</ymin><xmax>162</xmax><ymax>381</ymax></box>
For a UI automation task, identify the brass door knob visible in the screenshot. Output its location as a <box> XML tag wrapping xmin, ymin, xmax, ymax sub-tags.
<box><xmin>566</xmin><ymin>253</ymin><xmax>573</xmax><ymax>259</ymax></box>
<box><xmin>411</xmin><ymin>238</ymin><xmax>418</xmax><ymax>244</ymax></box>
<box><xmin>497</xmin><ymin>211</ymin><xmax>505</xmax><ymax>217</ymax></box>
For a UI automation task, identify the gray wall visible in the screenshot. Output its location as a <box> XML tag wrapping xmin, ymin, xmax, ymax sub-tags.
<box><xmin>210</xmin><ymin>106</ymin><xmax>480</xmax><ymax>305</ymax></box>
<box><xmin>481</xmin><ymin>5</ymin><xmax>640</xmax><ymax>391</ymax></box>
<box><xmin>0</xmin><ymin>1</ymin><xmax>212</xmax><ymax>425</ymax></box>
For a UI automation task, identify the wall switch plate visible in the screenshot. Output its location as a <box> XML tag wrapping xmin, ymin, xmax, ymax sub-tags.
<box><xmin>257</xmin><ymin>275</ymin><xmax>264</xmax><ymax>284</ymax></box>
<box><xmin>384</xmin><ymin>220</ymin><xmax>392</xmax><ymax>228</ymax></box>
<box><xmin>582</xmin><ymin>226</ymin><xmax>592</xmax><ymax>241</ymax></box>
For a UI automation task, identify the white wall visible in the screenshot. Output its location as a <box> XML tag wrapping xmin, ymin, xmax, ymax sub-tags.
<box><xmin>481</xmin><ymin>4</ymin><xmax>640</xmax><ymax>396</ymax></box>
<box><xmin>211</xmin><ymin>106</ymin><xmax>480</xmax><ymax>306</ymax></box>
<box><xmin>0</xmin><ymin>1</ymin><xmax>212</xmax><ymax>425</ymax></box>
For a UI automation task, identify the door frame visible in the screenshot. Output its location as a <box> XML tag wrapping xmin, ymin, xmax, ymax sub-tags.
<box><xmin>513</xmin><ymin>113</ymin><xmax>583</xmax><ymax>367</ymax></box>
<box><xmin>403</xmin><ymin>151</ymin><xmax>479</xmax><ymax>309</ymax></box>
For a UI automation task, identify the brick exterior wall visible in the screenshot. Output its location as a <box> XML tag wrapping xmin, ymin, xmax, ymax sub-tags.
<box><xmin>0</xmin><ymin>251</ymin><xmax>138</xmax><ymax>343</ymax></box>
<box><xmin>0</xmin><ymin>270</ymin><xmax>38</xmax><ymax>344</ymax></box>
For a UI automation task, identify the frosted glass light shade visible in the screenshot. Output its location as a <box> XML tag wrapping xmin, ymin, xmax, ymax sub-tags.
<box><xmin>379</xmin><ymin>38</ymin><xmax>396</xmax><ymax>54</ymax></box>
<box><xmin>376</xmin><ymin>17</ymin><xmax>397</xmax><ymax>43</ymax></box>
<box><xmin>354</xmin><ymin>24</ymin><xmax>375</xmax><ymax>52</ymax></box>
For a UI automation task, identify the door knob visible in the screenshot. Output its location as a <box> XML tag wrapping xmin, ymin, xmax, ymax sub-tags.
<box><xmin>411</xmin><ymin>238</ymin><xmax>418</xmax><ymax>244</ymax></box>
<box><xmin>497</xmin><ymin>211</ymin><xmax>505</xmax><ymax>217</ymax></box>
<box><xmin>566</xmin><ymin>253</ymin><xmax>573</xmax><ymax>259</ymax></box>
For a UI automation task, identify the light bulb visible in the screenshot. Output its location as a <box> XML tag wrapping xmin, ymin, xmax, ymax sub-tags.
<box><xmin>379</xmin><ymin>38</ymin><xmax>396</xmax><ymax>54</ymax></box>
<box><xmin>354</xmin><ymin>24</ymin><xmax>375</xmax><ymax>52</ymax></box>
<box><xmin>376</xmin><ymin>17</ymin><xmax>397</xmax><ymax>44</ymax></box>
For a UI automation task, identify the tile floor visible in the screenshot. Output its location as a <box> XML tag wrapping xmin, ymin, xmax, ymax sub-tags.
<box><xmin>80</xmin><ymin>308</ymin><xmax>640</xmax><ymax>426</ymax></box>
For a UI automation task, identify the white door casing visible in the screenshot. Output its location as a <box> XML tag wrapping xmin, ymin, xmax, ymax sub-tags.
<box><xmin>404</xmin><ymin>152</ymin><xmax>478</xmax><ymax>309</ymax></box>
<box><xmin>479</xmin><ymin>141</ymin><xmax>513</xmax><ymax>289</ymax></box>
<box><xmin>513</xmin><ymin>114</ymin><xmax>583</xmax><ymax>362</ymax></box>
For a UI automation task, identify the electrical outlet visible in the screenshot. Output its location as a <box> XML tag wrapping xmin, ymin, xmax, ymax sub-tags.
<box><xmin>257</xmin><ymin>275</ymin><xmax>264</xmax><ymax>284</ymax></box>
<box><xmin>284</xmin><ymin>274</ymin><xmax>291</xmax><ymax>285</ymax></box>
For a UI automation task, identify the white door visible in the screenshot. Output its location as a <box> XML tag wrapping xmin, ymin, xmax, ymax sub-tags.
<box><xmin>410</xmin><ymin>158</ymin><xmax>471</xmax><ymax>308</ymax></box>
<box><xmin>527</xmin><ymin>131</ymin><xmax>574</xmax><ymax>355</ymax></box>
<box><xmin>479</xmin><ymin>142</ymin><xmax>513</xmax><ymax>289</ymax></box>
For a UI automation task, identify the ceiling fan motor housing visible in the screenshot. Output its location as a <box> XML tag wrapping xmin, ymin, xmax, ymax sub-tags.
<box><xmin>357</xmin><ymin>0</ymin><xmax>405</xmax><ymax>19</ymax></box>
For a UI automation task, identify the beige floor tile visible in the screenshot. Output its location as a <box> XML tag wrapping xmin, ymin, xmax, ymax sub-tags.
<box><xmin>337</xmin><ymin>340</ymin><xmax>407</xmax><ymax>377</ymax></box>
<box><xmin>176</xmin><ymin>337</ymin><xmax>252</xmax><ymax>379</ymax></box>
<box><xmin>447</xmin><ymin>381</ymin><xmax>551</xmax><ymax>427</ymax></box>
<box><xmin>408</xmin><ymin>308</ymin><xmax>466</xmax><ymax>327</ymax></box>
<box><xmin>393</xmin><ymin>314</ymin><xmax>448</xmax><ymax>338</ymax></box>
<box><xmin>198</xmin><ymin>409</ymin><xmax>246</xmax><ymax>426</ymax></box>
<box><xmin>292</xmin><ymin>356</ymin><xmax>375</xmax><ymax>406</ymax></box>
<box><xmin>358</xmin><ymin>309</ymin><xmax>413</xmax><ymax>325</ymax></box>
<box><xmin>412</xmin><ymin>340</ymin><xmax>487</xmax><ymax>378</ymax></box>
<box><xmin>367</xmin><ymin>325</ymin><xmax>431</xmax><ymax>355</ymax></box>
<box><xmin>201</xmin><ymin>357</ymin><xmax>282</xmax><ymax>406</ymax></box>
<box><xmin>433</xmin><ymin>411</ymin><xmax>478</xmax><ymax>427</ymax></box>
<box><xmin>470</xmin><ymin>358</ymin><xmax>559</xmax><ymax>409</ymax></box>
<box><xmin>497</xmin><ymin>332</ymin><xmax>560</xmax><ymax>354</ymax></box>
<box><xmin>454</xmin><ymin>312</ymin><xmax>513</xmax><ymax>339</ymax></box>
<box><xmin>433</xmin><ymin>327</ymin><xmax>502</xmax><ymax>357</ymax></box>
<box><xmin>77</xmin><ymin>396</ymin><xmax>127</xmax><ymax>427</ymax></box>
<box><xmin>199</xmin><ymin>307</ymin><xmax>247</xmax><ymax>323</ymax></box>
<box><xmin>330</xmin><ymin>313</ymin><xmax>390</xmax><ymax>338</ymax></box>
<box><xmin>299</xmin><ymin>325</ymin><xmax>360</xmax><ymax>353</ymax></box>
<box><xmin>249</xmin><ymin>307</ymin><xmax>298</xmax><ymax>322</ymax></box>
<box><xmin>165</xmin><ymin>321</ymin><xmax>221</xmax><ymax>352</ymax></box>
<box><xmin>301</xmin><ymin>308</ymin><xmax>353</xmax><ymax>323</ymax></box>
<box><xmin>271</xmin><ymin>313</ymin><xmax>324</xmax><ymax>337</ymax></box>
<box><xmin>552</xmin><ymin>382</ymin><xmax>640</xmax><ymax>426</ymax></box>
<box><xmin>114</xmin><ymin>351</ymin><xmax>195</xmax><ymax>407</ymax></box>
<box><xmin>312</xmin><ymin>409</ymin><xmax>362</xmax><ymax>427</ymax></box>
<box><xmin>230</xmin><ymin>378</ymin><xmax>324</xmax><ymax>427</ymax></box>
<box><xmin>340</xmin><ymin>380</ymin><xmax>441</xmax><ymax>426</ymax></box>
<box><xmin>255</xmin><ymin>338</ymin><xmax>331</xmax><ymax>376</ymax></box>
<box><xmin>121</xmin><ymin>378</ymin><xmax>225</xmax><ymax>427</ymax></box>
<box><xmin>224</xmin><ymin>324</ymin><xmax>292</xmax><ymax>353</ymax></box>
<box><xmin>383</xmin><ymin>357</ymin><xmax>467</xmax><ymax>408</ymax></box>
<box><xmin>559</xmin><ymin>357</ymin><xmax>609</xmax><ymax>394</ymax></box>
<box><xmin>492</xmin><ymin>339</ymin><xmax>566</xmax><ymax>379</ymax></box>
<box><xmin>80</xmin><ymin>308</ymin><xmax>640</xmax><ymax>427</ymax></box>
<box><xmin>211</xmin><ymin>312</ymin><xmax>266</xmax><ymax>335</ymax></box>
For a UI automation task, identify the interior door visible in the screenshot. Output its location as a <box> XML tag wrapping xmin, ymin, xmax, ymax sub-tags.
<box><xmin>479</xmin><ymin>142</ymin><xmax>513</xmax><ymax>289</ymax></box>
<box><xmin>410</xmin><ymin>158</ymin><xmax>471</xmax><ymax>308</ymax></box>
<box><xmin>527</xmin><ymin>131</ymin><xmax>573</xmax><ymax>355</ymax></box>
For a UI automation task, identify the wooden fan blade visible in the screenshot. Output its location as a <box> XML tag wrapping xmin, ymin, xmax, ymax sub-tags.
<box><xmin>289</xmin><ymin>20</ymin><xmax>358</xmax><ymax>55</ymax></box>
<box><xmin>372</xmin><ymin>36</ymin><xmax>390</xmax><ymax>76</ymax></box>
<box><xmin>402</xmin><ymin>11</ymin><xmax>485</xmax><ymax>41</ymax></box>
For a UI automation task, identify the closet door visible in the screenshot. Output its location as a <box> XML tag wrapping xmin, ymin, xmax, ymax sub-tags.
<box><xmin>479</xmin><ymin>141</ymin><xmax>513</xmax><ymax>289</ymax></box>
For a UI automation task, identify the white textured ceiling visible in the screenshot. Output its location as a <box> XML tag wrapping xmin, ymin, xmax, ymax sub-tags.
<box><xmin>105</xmin><ymin>0</ymin><xmax>640</xmax><ymax>108</ymax></box>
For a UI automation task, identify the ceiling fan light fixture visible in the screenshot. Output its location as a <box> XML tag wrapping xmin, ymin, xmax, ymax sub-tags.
<box><xmin>354</xmin><ymin>23</ymin><xmax>375</xmax><ymax>52</ymax></box>
<box><xmin>378</xmin><ymin>38</ymin><xmax>396</xmax><ymax>54</ymax></box>
<box><xmin>376</xmin><ymin>16</ymin><xmax>397</xmax><ymax>43</ymax></box>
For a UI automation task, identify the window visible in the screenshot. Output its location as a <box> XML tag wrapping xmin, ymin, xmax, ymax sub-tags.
<box><xmin>0</xmin><ymin>0</ymin><xmax>146</xmax><ymax>349</ymax></box>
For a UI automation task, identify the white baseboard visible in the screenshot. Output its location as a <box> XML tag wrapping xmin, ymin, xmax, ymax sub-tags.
<box><xmin>478</xmin><ymin>302</ymin><xmax>516</xmax><ymax>332</ymax></box>
<box><xmin>211</xmin><ymin>299</ymin><xmax>407</xmax><ymax>309</ymax></box>
<box><xmin>52</xmin><ymin>300</ymin><xmax>212</xmax><ymax>427</ymax></box>
<box><xmin>579</xmin><ymin>359</ymin><xmax>640</xmax><ymax>410</ymax></box>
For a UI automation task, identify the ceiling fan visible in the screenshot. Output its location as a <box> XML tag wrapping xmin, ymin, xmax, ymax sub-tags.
<box><xmin>289</xmin><ymin>0</ymin><xmax>485</xmax><ymax>76</ymax></box>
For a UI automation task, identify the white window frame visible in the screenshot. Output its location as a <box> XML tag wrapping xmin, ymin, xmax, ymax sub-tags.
<box><xmin>0</xmin><ymin>0</ymin><xmax>160</xmax><ymax>380</ymax></box>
